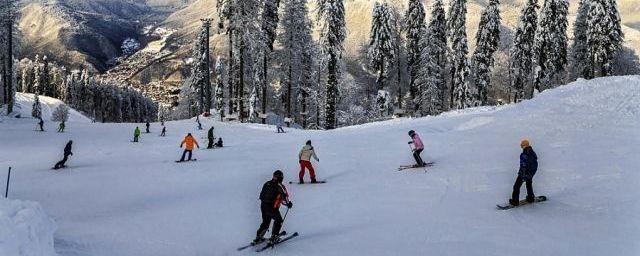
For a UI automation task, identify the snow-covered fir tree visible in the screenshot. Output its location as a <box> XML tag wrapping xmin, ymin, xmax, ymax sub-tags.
<box><xmin>51</xmin><ymin>104</ymin><xmax>70</xmax><ymax>122</ymax></box>
<box><xmin>317</xmin><ymin>0</ymin><xmax>346</xmax><ymax>129</ymax></box>
<box><xmin>32</xmin><ymin>93</ymin><xmax>42</xmax><ymax>119</ymax></box>
<box><xmin>417</xmin><ymin>0</ymin><xmax>447</xmax><ymax>116</ymax></box>
<box><xmin>0</xmin><ymin>0</ymin><xmax>18</xmax><ymax>114</ymax></box>
<box><xmin>42</xmin><ymin>56</ymin><xmax>53</xmax><ymax>97</ymax></box>
<box><xmin>586</xmin><ymin>0</ymin><xmax>624</xmax><ymax>78</ymax></box>
<box><xmin>447</xmin><ymin>0</ymin><xmax>471</xmax><ymax>109</ymax></box>
<box><xmin>571</xmin><ymin>0</ymin><xmax>589</xmax><ymax>79</ymax></box>
<box><xmin>403</xmin><ymin>0</ymin><xmax>426</xmax><ymax>113</ymax></box>
<box><xmin>278</xmin><ymin>0</ymin><xmax>315</xmax><ymax>124</ymax></box>
<box><xmin>214</xmin><ymin>57</ymin><xmax>225</xmax><ymax>118</ymax></box>
<box><xmin>472</xmin><ymin>0</ymin><xmax>501</xmax><ymax>105</ymax></box>
<box><xmin>368</xmin><ymin>2</ymin><xmax>395</xmax><ymax>116</ymax></box>
<box><xmin>260</xmin><ymin>0</ymin><xmax>281</xmax><ymax>118</ymax></box>
<box><xmin>532</xmin><ymin>0</ymin><xmax>568</xmax><ymax>95</ymax></box>
<box><xmin>509</xmin><ymin>0</ymin><xmax>538</xmax><ymax>102</ymax></box>
<box><xmin>184</xmin><ymin>20</ymin><xmax>212</xmax><ymax>115</ymax></box>
<box><xmin>33</xmin><ymin>55</ymin><xmax>42</xmax><ymax>95</ymax></box>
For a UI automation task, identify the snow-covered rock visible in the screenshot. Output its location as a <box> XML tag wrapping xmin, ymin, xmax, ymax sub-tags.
<box><xmin>0</xmin><ymin>198</ymin><xmax>57</xmax><ymax>256</ymax></box>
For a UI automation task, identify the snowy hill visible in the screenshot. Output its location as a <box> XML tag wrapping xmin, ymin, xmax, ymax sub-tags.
<box><xmin>9</xmin><ymin>93</ymin><xmax>91</xmax><ymax>123</ymax></box>
<box><xmin>0</xmin><ymin>76</ymin><xmax>639</xmax><ymax>256</ymax></box>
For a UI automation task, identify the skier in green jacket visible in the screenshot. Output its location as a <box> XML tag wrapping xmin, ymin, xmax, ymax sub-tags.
<box><xmin>133</xmin><ymin>127</ymin><xmax>141</xmax><ymax>142</ymax></box>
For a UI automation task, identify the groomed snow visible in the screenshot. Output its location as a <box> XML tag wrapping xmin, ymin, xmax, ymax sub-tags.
<box><xmin>0</xmin><ymin>198</ymin><xmax>57</xmax><ymax>256</ymax></box>
<box><xmin>0</xmin><ymin>76</ymin><xmax>639</xmax><ymax>256</ymax></box>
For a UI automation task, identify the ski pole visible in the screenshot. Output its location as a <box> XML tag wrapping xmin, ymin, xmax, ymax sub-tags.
<box><xmin>5</xmin><ymin>167</ymin><xmax>11</xmax><ymax>198</ymax></box>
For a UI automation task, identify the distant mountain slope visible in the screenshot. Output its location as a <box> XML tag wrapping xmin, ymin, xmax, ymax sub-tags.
<box><xmin>17</xmin><ymin>0</ymin><xmax>166</xmax><ymax>72</ymax></box>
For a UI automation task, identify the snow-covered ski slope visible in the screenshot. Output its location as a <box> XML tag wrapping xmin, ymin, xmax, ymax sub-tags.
<box><xmin>1</xmin><ymin>76</ymin><xmax>639</xmax><ymax>256</ymax></box>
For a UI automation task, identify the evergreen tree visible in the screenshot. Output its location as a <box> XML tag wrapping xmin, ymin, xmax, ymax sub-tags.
<box><xmin>532</xmin><ymin>0</ymin><xmax>568</xmax><ymax>95</ymax></box>
<box><xmin>571</xmin><ymin>0</ymin><xmax>589</xmax><ymax>79</ymax></box>
<box><xmin>32</xmin><ymin>93</ymin><xmax>42</xmax><ymax>119</ymax></box>
<box><xmin>447</xmin><ymin>0</ymin><xmax>471</xmax><ymax>109</ymax></box>
<box><xmin>403</xmin><ymin>0</ymin><xmax>426</xmax><ymax>113</ymax></box>
<box><xmin>368</xmin><ymin>2</ymin><xmax>395</xmax><ymax>115</ymax></box>
<box><xmin>42</xmin><ymin>55</ymin><xmax>51</xmax><ymax>97</ymax></box>
<box><xmin>1</xmin><ymin>0</ymin><xmax>18</xmax><ymax>114</ymax></box>
<box><xmin>279</xmin><ymin>0</ymin><xmax>315</xmax><ymax>123</ymax></box>
<box><xmin>509</xmin><ymin>0</ymin><xmax>538</xmax><ymax>102</ymax></box>
<box><xmin>317</xmin><ymin>0</ymin><xmax>346</xmax><ymax>129</ymax></box>
<box><xmin>472</xmin><ymin>0</ymin><xmax>501</xmax><ymax>105</ymax></box>
<box><xmin>33</xmin><ymin>55</ymin><xmax>42</xmax><ymax>95</ymax></box>
<box><xmin>260</xmin><ymin>0</ymin><xmax>281</xmax><ymax>120</ymax></box>
<box><xmin>417</xmin><ymin>0</ymin><xmax>447</xmax><ymax>115</ymax></box>
<box><xmin>187</xmin><ymin>20</ymin><xmax>213</xmax><ymax>115</ymax></box>
<box><xmin>586</xmin><ymin>0</ymin><xmax>624</xmax><ymax>77</ymax></box>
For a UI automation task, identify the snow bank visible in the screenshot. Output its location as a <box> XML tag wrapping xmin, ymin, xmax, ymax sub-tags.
<box><xmin>11</xmin><ymin>93</ymin><xmax>90</xmax><ymax>123</ymax></box>
<box><xmin>0</xmin><ymin>198</ymin><xmax>57</xmax><ymax>256</ymax></box>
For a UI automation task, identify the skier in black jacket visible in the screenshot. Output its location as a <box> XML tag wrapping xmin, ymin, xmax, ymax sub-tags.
<box><xmin>254</xmin><ymin>170</ymin><xmax>293</xmax><ymax>244</ymax></box>
<box><xmin>54</xmin><ymin>140</ymin><xmax>73</xmax><ymax>169</ymax></box>
<box><xmin>510</xmin><ymin>139</ymin><xmax>538</xmax><ymax>206</ymax></box>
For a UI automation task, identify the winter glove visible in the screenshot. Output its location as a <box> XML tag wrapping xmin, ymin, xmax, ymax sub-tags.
<box><xmin>286</xmin><ymin>202</ymin><xmax>293</xmax><ymax>208</ymax></box>
<box><xmin>408</xmin><ymin>141</ymin><xmax>413</xmax><ymax>144</ymax></box>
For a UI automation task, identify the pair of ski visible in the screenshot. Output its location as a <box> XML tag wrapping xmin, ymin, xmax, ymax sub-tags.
<box><xmin>398</xmin><ymin>162</ymin><xmax>435</xmax><ymax>171</ymax></box>
<box><xmin>237</xmin><ymin>231</ymin><xmax>299</xmax><ymax>252</ymax></box>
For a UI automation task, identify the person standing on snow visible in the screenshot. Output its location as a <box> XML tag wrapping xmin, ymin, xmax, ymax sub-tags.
<box><xmin>408</xmin><ymin>130</ymin><xmax>425</xmax><ymax>167</ymax></box>
<box><xmin>54</xmin><ymin>140</ymin><xmax>73</xmax><ymax>169</ymax></box>
<box><xmin>58</xmin><ymin>121</ymin><xmax>65</xmax><ymax>133</ymax></box>
<box><xmin>298</xmin><ymin>140</ymin><xmax>320</xmax><ymax>184</ymax></box>
<box><xmin>207</xmin><ymin>126</ymin><xmax>216</xmax><ymax>149</ymax></box>
<box><xmin>510</xmin><ymin>139</ymin><xmax>538</xmax><ymax>206</ymax></box>
<box><xmin>254</xmin><ymin>170</ymin><xmax>293</xmax><ymax>244</ymax></box>
<box><xmin>133</xmin><ymin>127</ymin><xmax>141</xmax><ymax>142</ymax></box>
<box><xmin>145</xmin><ymin>122</ymin><xmax>151</xmax><ymax>133</ymax></box>
<box><xmin>38</xmin><ymin>118</ymin><xmax>45</xmax><ymax>131</ymax></box>
<box><xmin>160</xmin><ymin>126</ymin><xmax>166</xmax><ymax>137</ymax></box>
<box><xmin>178</xmin><ymin>133</ymin><xmax>200</xmax><ymax>161</ymax></box>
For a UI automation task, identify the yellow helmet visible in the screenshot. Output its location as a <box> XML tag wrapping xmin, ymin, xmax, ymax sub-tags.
<box><xmin>520</xmin><ymin>139</ymin><xmax>530</xmax><ymax>148</ymax></box>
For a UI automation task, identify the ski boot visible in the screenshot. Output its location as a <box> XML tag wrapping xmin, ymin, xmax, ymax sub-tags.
<box><xmin>310</xmin><ymin>178</ymin><xmax>318</xmax><ymax>184</ymax></box>
<box><xmin>509</xmin><ymin>199</ymin><xmax>519</xmax><ymax>206</ymax></box>
<box><xmin>526</xmin><ymin>195</ymin><xmax>535</xmax><ymax>203</ymax></box>
<box><xmin>299</xmin><ymin>178</ymin><xmax>304</xmax><ymax>184</ymax></box>
<box><xmin>269</xmin><ymin>234</ymin><xmax>281</xmax><ymax>244</ymax></box>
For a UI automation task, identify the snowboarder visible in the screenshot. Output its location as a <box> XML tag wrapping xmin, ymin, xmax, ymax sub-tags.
<box><xmin>408</xmin><ymin>130</ymin><xmax>425</xmax><ymax>167</ymax></box>
<box><xmin>509</xmin><ymin>139</ymin><xmax>538</xmax><ymax>206</ymax></box>
<box><xmin>254</xmin><ymin>170</ymin><xmax>293</xmax><ymax>244</ymax></box>
<box><xmin>277</xmin><ymin>125</ymin><xmax>285</xmax><ymax>133</ymax></box>
<box><xmin>207</xmin><ymin>126</ymin><xmax>215</xmax><ymax>149</ymax></box>
<box><xmin>58</xmin><ymin>121</ymin><xmax>65</xmax><ymax>133</ymax></box>
<box><xmin>54</xmin><ymin>140</ymin><xmax>73</xmax><ymax>169</ymax></box>
<box><xmin>178</xmin><ymin>133</ymin><xmax>200</xmax><ymax>161</ymax></box>
<box><xmin>38</xmin><ymin>118</ymin><xmax>44</xmax><ymax>131</ymax></box>
<box><xmin>160</xmin><ymin>126</ymin><xmax>166</xmax><ymax>137</ymax></box>
<box><xmin>298</xmin><ymin>140</ymin><xmax>320</xmax><ymax>184</ymax></box>
<box><xmin>133</xmin><ymin>127</ymin><xmax>141</xmax><ymax>142</ymax></box>
<box><xmin>215</xmin><ymin>138</ymin><xmax>224</xmax><ymax>148</ymax></box>
<box><xmin>145</xmin><ymin>122</ymin><xmax>151</xmax><ymax>133</ymax></box>
<box><xmin>196</xmin><ymin>116</ymin><xmax>203</xmax><ymax>130</ymax></box>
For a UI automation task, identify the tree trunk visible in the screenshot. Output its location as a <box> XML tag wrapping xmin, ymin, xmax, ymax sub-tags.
<box><xmin>5</xmin><ymin>16</ymin><xmax>14</xmax><ymax>114</ymax></box>
<box><xmin>262</xmin><ymin>54</ymin><xmax>268</xmax><ymax>124</ymax></box>
<box><xmin>238</xmin><ymin>39</ymin><xmax>245</xmax><ymax>122</ymax></box>
<box><xmin>227</xmin><ymin>32</ymin><xmax>234</xmax><ymax>115</ymax></box>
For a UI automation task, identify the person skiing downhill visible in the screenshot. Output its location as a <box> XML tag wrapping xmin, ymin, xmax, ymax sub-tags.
<box><xmin>54</xmin><ymin>140</ymin><xmax>73</xmax><ymax>169</ymax></box>
<box><xmin>58</xmin><ymin>121</ymin><xmax>65</xmax><ymax>133</ymax></box>
<box><xmin>178</xmin><ymin>133</ymin><xmax>200</xmax><ymax>161</ymax></box>
<box><xmin>408</xmin><ymin>130</ymin><xmax>425</xmax><ymax>167</ymax></box>
<box><xmin>254</xmin><ymin>170</ymin><xmax>293</xmax><ymax>244</ymax></box>
<box><xmin>207</xmin><ymin>126</ymin><xmax>215</xmax><ymax>149</ymax></box>
<box><xmin>298</xmin><ymin>140</ymin><xmax>320</xmax><ymax>184</ymax></box>
<box><xmin>38</xmin><ymin>118</ymin><xmax>44</xmax><ymax>131</ymax></box>
<box><xmin>510</xmin><ymin>139</ymin><xmax>538</xmax><ymax>206</ymax></box>
<box><xmin>133</xmin><ymin>127</ymin><xmax>141</xmax><ymax>142</ymax></box>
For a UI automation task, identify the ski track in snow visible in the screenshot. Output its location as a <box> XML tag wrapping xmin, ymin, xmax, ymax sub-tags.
<box><xmin>1</xmin><ymin>76</ymin><xmax>640</xmax><ymax>255</ymax></box>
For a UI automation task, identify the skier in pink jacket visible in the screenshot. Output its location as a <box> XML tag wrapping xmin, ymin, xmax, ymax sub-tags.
<box><xmin>408</xmin><ymin>130</ymin><xmax>425</xmax><ymax>167</ymax></box>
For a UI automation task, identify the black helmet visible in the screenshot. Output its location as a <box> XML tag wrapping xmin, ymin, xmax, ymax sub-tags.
<box><xmin>408</xmin><ymin>130</ymin><xmax>415</xmax><ymax>136</ymax></box>
<box><xmin>306</xmin><ymin>140</ymin><xmax>312</xmax><ymax>145</ymax></box>
<box><xmin>273</xmin><ymin>170</ymin><xmax>283</xmax><ymax>177</ymax></box>
<box><xmin>273</xmin><ymin>170</ymin><xmax>284</xmax><ymax>183</ymax></box>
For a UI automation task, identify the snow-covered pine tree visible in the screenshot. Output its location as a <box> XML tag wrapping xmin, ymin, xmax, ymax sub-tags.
<box><xmin>33</xmin><ymin>55</ymin><xmax>42</xmax><ymax>95</ymax></box>
<box><xmin>447</xmin><ymin>0</ymin><xmax>471</xmax><ymax>109</ymax></box>
<box><xmin>368</xmin><ymin>2</ymin><xmax>395</xmax><ymax>116</ymax></box>
<box><xmin>472</xmin><ymin>0</ymin><xmax>501</xmax><ymax>106</ymax></box>
<box><xmin>509</xmin><ymin>0</ymin><xmax>538</xmax><ymax>102</ymax></box>
<box><xmin>417</xmin><ymin>0</ymin><xmax>447</xmax><ymax>116</ymax></box>
<box><xmin>214</xmin><ymin>57</ymin><xmax>225</xmax><ymax>120</ymax></box>
<box><xmin>187</xmin><ymin>19</ymin><xmax>212</xmax><ymax>115</ymax></box>
<box><xmin>260</xmin><ymin>0</ymin><xmax>281</xmax><ymax>120</ymax></box>
<box><xmin>278</xmin><ymin>0</ymin><xmax>315</xmax><ymax>124</ymax></box>
<box><xmin>404</xmin><ymin>0</ymin><xmax>426</xmax><ymax>113</ymax></box>
<box><xmin>532</xmin><ymin>0</ymin><xmax>568</xmax><ymax>95</ymax></box>
<box><xmin>51</xmin><ymin>104</ymin><xmax>69</xmax><ymax>122</ymax></box>
<box><xmin>32</xmin><ymin>93</ymin><xmax>42</xmax><ymax>119</ymax></box>
<box><xmin>571</xmin><ymin>0</ymin><xmax>589</xmax><ymax>79</ymax></box>
<box><xmin>0</xmin><ymin>0</ymin><xmax>18</xmax><ymax>114</ymax></box>
<box><xmin>586</xmin><ymin>0</ymin><xmax>624</xmax><ymax>78</ymax></box>
<box><xmin>317</xmin><ymin>0</ymin><xmax>346</xmax><ymax>129</ymax></box>
<box><xmin>42</xmin><ymin>56</ymin><xmax>52</xmax><ymax>97</ymax></box>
